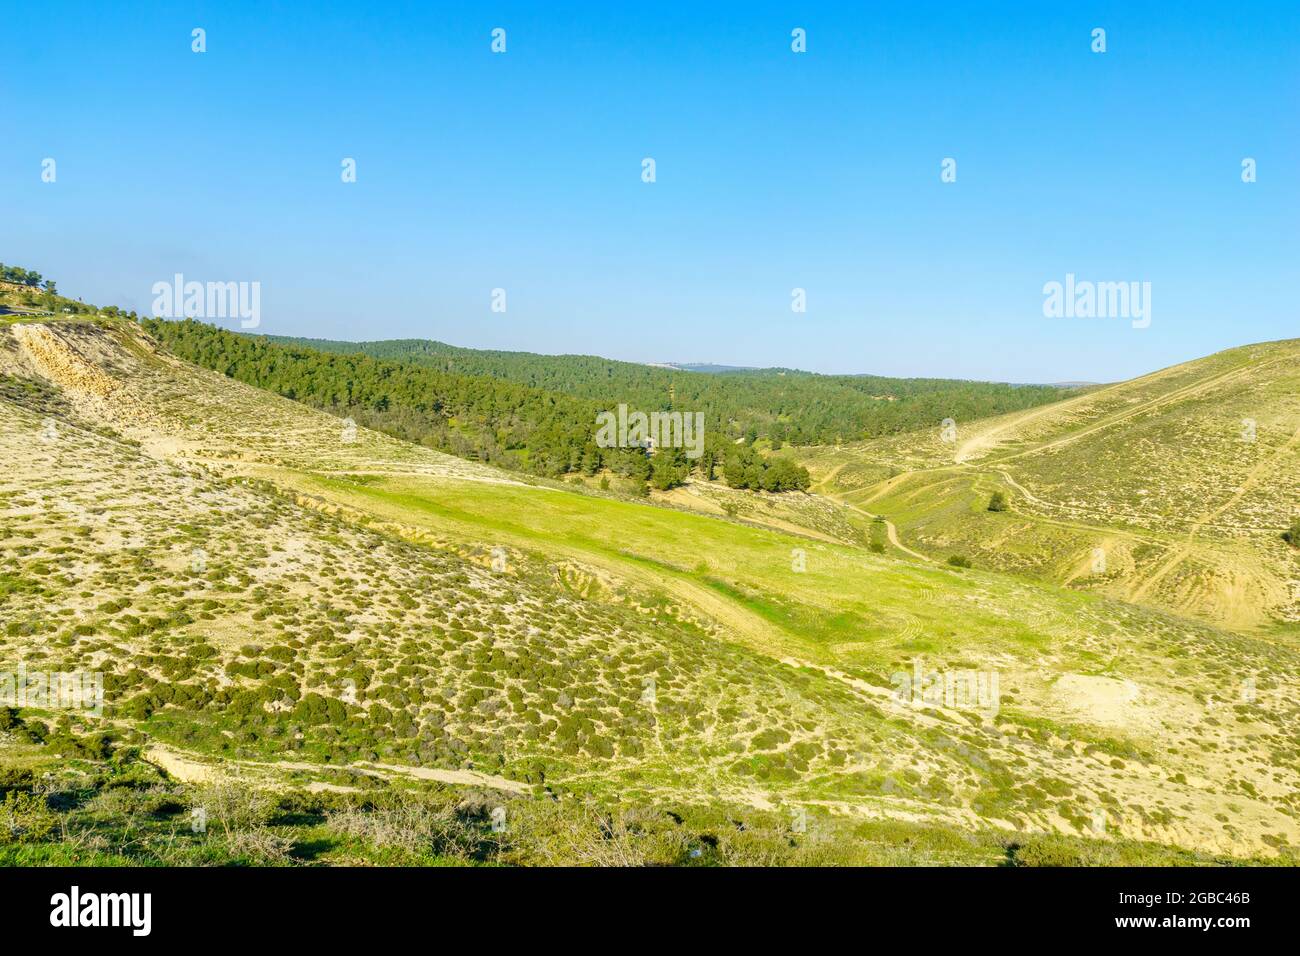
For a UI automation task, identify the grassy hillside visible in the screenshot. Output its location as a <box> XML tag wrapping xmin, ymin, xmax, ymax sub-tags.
<box><xmin>794</xmin><ymin>340</ymin><xmax>1300</xmax><ymax>635</ymax></box>
<box><xmin>2</xmin><ymin>316</ymin><xmax>1298</xmax><ymax>864</ymax></box>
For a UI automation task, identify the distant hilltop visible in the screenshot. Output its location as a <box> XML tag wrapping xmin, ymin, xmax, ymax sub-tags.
<box><xmin>648</xmin><ymin>362</ymin><xmax>759</xmax><ymax>373</ymax></box>
<box><xmin>649</xmin><ymin>361</ymin><xmax>1098</xmax><ymax>388</ymax></box>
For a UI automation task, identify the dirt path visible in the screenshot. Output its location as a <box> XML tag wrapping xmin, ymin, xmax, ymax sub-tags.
<box><xmin>824</xmin><ymin>493</ymin><xmax>934</xmax><ymax>563</ymax></box>
<box><xmin>954</xmin><ymin>357</ymin><xmax>1263</xmax><ymax>465</ymax></box>
<box><xmin>811</xmin><ymin>462</ymin><xmax>848</xmax><ymax>494</ymax></box>
<box><xmin>144</xmin><ymin>745</ymin><xmax>219</xmax><ymax>783</ymax></box>
<box><xmin>807</xmin><ymin>460</ymin><xmax>935</xmax><ymax>562</ymax></box>
<box><xmin>353</xmin><ymin>761</ymin><xmax>533</xmax><ymax>793</ymax></box>
<box><xmin>145</xmin><ymin>745</ymin><xmax>534</xmax><ymax>794</ymax></box>
<box><xmin>657</xmin><ymin>483</ymin><xmax>845</xmax><ymax>544</ymax></box>
<box><xmin>1128</xmin><ymin>421</ymin><xmax>1300</xmax><ymax>603</ymax></box>
<box><xmin>806</xmin><ymin>462</ymin><xmax>936</xmax><ymax>562</ymax></box>
<box><xmin>988</xmin><ymin>361</ymin><xmax>1262</xmax><ymax>466</ymax></box>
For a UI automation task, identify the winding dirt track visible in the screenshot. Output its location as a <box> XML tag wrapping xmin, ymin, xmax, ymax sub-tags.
<box><xmin>954</xmin><ymin>357</ymin><xmax>1265</xmax><ymax>465</ymax></box>
<box><xmin>813</xmin><ymin>466</ymin><xmax>933</xmax><ymax>563</ymax></box>
<box><xmin>858</xmin><ymin>354</ymin><xmax>1281</xmax><ymax>527</ymax></box>
<box><xmin>835</xmin><ymin>497</ymin><xmax>934</xmax><ymax>563</ymax></box>
<box><xmin>1128</xmin><ymin>421</ymin><xmax>1300</xmax><ymax>603</ymax></box>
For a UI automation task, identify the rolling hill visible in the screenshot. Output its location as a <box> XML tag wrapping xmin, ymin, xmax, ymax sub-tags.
<box><xmin>2</xmin><ymin>312</ymin><xmax>1298</xmax><ymax>864</ymax></box>
<box><xmin>261</xmin><ymin>332</ymin><xmax>1071</xmax><ymax>446</ymax></box>
<box><xmin>795</xmin><ymin>340</ymin><xmax>1300</xmax><ymax>636</ymax></box>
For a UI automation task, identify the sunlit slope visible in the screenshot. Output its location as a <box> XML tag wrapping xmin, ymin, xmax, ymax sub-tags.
<box><xmin>0</xmin><ymin>382</ymin><xmax>903</xmax><ymax>814</ymax></box>
<box><xmin>2</xmin><ymin>318</ymin><xmax>1298</xmax><ymax>857</ymax></box>
<box><xmin>797</xmin><ymin>340</ymin><xmax>1300</xmax><ymax>634</ymax></box>
<box><xmin>1</xmin><ymin>318</ymin><xmax>514</xmax><ymax>485</ymax></box>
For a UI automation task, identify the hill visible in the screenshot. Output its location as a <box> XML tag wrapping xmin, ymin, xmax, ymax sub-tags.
<box><xmin>795</xmin><ymin>340</ymin><xmax>1300</xmax><ymax>635</ymax></box>
<box><xmin>2</xmin><ymin>314</ymin><xmax>1297</xmax><ymax>864</ymax></box>
<box><xmin>655</xmin><ymin>362</ymin><xmax>758</xmax><ymax>373</ymax></box>
<box><xmin>264</xmin><ymin>333</ymin><xmax>1071</xmax><ymax>446</ymax></box>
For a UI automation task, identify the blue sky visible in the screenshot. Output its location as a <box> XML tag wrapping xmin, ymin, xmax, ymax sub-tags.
<box><xmin>3</xmin><ymin>1</ymin><xmax>1296</xmax><ymax>381</ymax></box>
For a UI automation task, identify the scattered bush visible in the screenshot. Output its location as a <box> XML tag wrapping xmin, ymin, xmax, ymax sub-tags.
<box><xmin>192</xmin><ymin>782</ymin><xmax>277</xmax><ymax>837</ymax></box>
<box><xmin>0</xmin><ymin>791</ymin><xmax>57</xmax><ymax>844</ymax></box>
<box><xmin>220</xmin><ymin>826</ymin><xmax>296</xmax><ymax>865</ymax></box>
<box><xmin>327</xmin><ymin>798</ymin><xmax>486</xmax><ymax>861</ymax></box>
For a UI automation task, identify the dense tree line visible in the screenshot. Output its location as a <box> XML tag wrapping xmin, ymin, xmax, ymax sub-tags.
<box><xmin>145</xmin><ymin>319</ymin><xmax>606</xmax><ymax>477</ymax></box>
<box><xmin>271</xmin><ymin>335</ymin><xmax>1070</xmax><ymax>446</ymax></box>
<box><xmin>143</xmin><ymin>319</ymin><xmax>813</xmax><ymax>493</ymax></box>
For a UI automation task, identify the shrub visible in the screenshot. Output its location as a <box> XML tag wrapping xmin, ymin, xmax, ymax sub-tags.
<box><xmin>987</xmin><ymin>491</ymin><xmax>1008</xmax><ymax>512</ymax></box>
<box><xmin>220</xmin><ymin>826</ymin><xmax>296</xmax><ymax>864</ymax></box>
<box><xmin>192</xmin><ymin>782</ymin><xmax>276</xmax><ymax>837</ymax></box>
<box><xmin>1283</xmin><ymin>516</ymin><xmax>1300</xmax><ymax>548</ymax></box>
<box><xmin>327</xmin><ymin>799</ymin><xmax>485</xmax><ymax>860</ymax></box>
<box><xmin>0</xmin><ymin>791</ymin><xmax>57</xmax><ymax>844</ymax></box>
<box><xmin>496</xmin><ymin>800</ymin><xmax>689</xmax><ymax>866</ymax></box>
<box><xmin>947</xmin><ymin>555</ymin><xmax>972</xmax><ymax>568</ymax></box>
<box><xmin>1009</xmin><ymin>834</ymin><xmax>1120</xmax><ymax>867</ymax></box>
<box><xmin>0</xmin><ymin>767</ymin><xmax>35</xmax><ymax>794</ymax></box>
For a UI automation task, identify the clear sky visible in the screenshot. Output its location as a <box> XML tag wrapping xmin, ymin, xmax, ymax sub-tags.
<box><xmin>3</xmin><ymin>1</ymin><xmax>1296</xmax><ymax>382</ymax></box>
